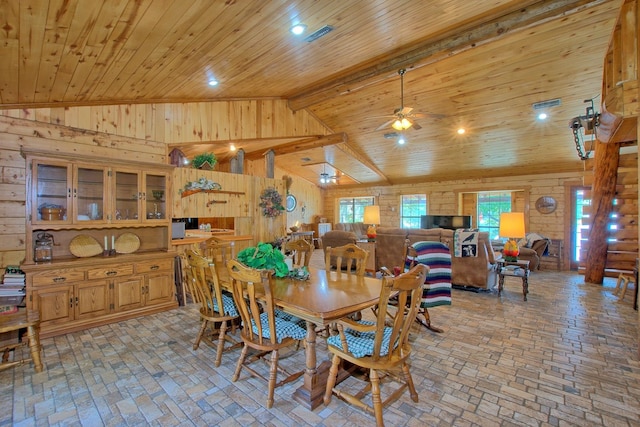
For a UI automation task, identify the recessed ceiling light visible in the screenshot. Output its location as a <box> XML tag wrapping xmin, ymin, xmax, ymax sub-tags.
<box><xmin>290</xmin><ymin>24</ymin><xmax>307</xmax><ymax>35</ymax></box>
<box><xmin>208</xmin><ymin>79</ymin><xmax>218</xmax><ymax>87</ymax></box>
<box><xmin>537</xmin><ymin>112</ymin><xmax>548</xmax><ymax>120</ymax></box>
<box><xmin>397</xmin><ymin>136</ymin><xmax>406</xmax><ymax>145</ymax></box>
<box><xmin>457</xmin><ymin>128</ymin><xmax>466</xmax><ymax>135</ymax></box>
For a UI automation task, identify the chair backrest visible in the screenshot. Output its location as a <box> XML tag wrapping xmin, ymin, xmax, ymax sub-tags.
<box><xmin>405</xmin><ymin>241</ymin><xmax>452</xmax><ymax>308</ymax></box>
<box><xmin>203</xmin><ymin>239</ymin><xmax>233</xmax><ymax>265</ymax></box>
<box><xmin>226</xmin><ymin>259</ymin><xmax>280</xmax><ymax>346</ymax></box>
<box><xmin>372</xmin><ymin>263</ymin><xmax>428</xmax><ymax>361</ymax></box>
<box><xmin>202</xmin><ymin>239</ymin><xmax>233</xmax><ymax>283</ymax></box>
<box><xmin>324</xmin><ymin>243</ymin><xmax>369</xmax><ymax>276</ymax></box>
<box><xmin>185</xmin><ymin>249</ymin><xmax>231</xmax><ymax>316</ymax></box>
<box><xmin>283</xmin><ymin>238</ymin><xmax>313</xmax><ymax>267</ymax></box>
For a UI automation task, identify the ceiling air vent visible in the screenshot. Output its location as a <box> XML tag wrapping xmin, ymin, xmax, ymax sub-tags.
<box><xmin>305</xmin><ymin>25</ymin><xmax>334</xmax><ymax>43</ymax></box>
<box><xmin>532</xmin><ymin>98</ymin><xmax>561</xmax><ymax>110</ymax></box>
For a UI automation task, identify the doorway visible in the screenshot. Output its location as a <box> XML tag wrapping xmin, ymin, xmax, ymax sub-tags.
<box><xmin>569</xmin><ymin>186</ymin><xmax>590</xmax><ymax>270</ymax></box>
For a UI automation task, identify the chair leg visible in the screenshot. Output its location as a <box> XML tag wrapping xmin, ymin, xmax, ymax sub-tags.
<box><xmin>193</xmin><ymin>319</ymin><xmax>208</xmax><ymax>350</ymax></box>
<box><xmin>267</xmin><ymin>349</ymin><xmax>279</xmax><ymax>409</ymax></box>
<box><xmin>233</xmin><ymin>344</ymin><xmax>249</xmax><ymax>382</ymax></box>
<box><xmin>214</xmin><ymin>320</ymin><xmax>228</xmax><ymax>367</ymax></box>
<box><xmin>401</xmin><ymin>362</ymin><xmax>419</xmax><ymax>402</ymax></box>
<box><xmin>614</xmin><ymin>273</ymin><xmax>625</xmax><ymax>295</ymax></box>
<box><xmin>323</xmin><ymin>353</ymin><xmax>341</xmax><ymax>405</ymax></box>
<box><xmin>369</xmin><ymin>368</ymin><xmax>384</xmax><ymax>427</ymax></box>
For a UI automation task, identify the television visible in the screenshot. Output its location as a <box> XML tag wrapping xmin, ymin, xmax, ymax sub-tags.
<box><xmin>421</xmin><ymin>215</ymin><xmax>472</xmax><ymax>230</ymax></box>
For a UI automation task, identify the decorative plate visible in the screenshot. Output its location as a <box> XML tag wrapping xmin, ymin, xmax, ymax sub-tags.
<box><xmin>535</xmin><ymin>196</ymin><xmax>557</xmax><ymax>214</ymax></box>
<box><xmin>286</xmin><ymin>194</ymin><xmax>297</xmax><ymax>212</ymax></box>
<box><xmin>114</xmin><ymin>233</ymin><xmax>141</xmax><ymax>254</ymax></box>
<box><xmin>69</xmin><ymin>235</ymin><xmax>104</xmax><ymax>258</ymax></box>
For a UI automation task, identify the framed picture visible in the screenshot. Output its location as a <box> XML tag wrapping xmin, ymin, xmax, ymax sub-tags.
<box><xmin>286</xmin><ymin>194</ymin><xmax>297</xmax><ymax>212</ymax></box>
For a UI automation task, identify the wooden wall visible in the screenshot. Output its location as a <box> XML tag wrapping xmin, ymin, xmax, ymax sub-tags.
<box><xmin>582</xmin><ymin>152</ymin><xmax>639</xmax><ymax>274</ymax></box>
<box><xmin>0</xmin><ymin>100</ymin><xmax>329</xmax><ymax>143</ymax></box>
<box><xmin>0</xmin><ymin>100</ymin><xmax>329</xmax><ymax>268</ymax></box>
<box><xmin>322</xmin><ymin>171</ymin><xmax>586</xmax><ymax>270</ymax></box>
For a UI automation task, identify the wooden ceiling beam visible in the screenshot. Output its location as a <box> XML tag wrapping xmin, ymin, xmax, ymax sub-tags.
<box><xmin>243</xmin><ymin>133</ymin><xmax>347</xmax><ymax>160</ymax></box>
<box><xmin>288</xmin><ymin>0</ymin><xmax>608</xmax><ymax>111</ymax></box>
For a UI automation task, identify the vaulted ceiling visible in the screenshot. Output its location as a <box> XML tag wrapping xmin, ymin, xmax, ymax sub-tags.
<box><xmin>0</xmin><ymin>0</ymin><xmax>627</xmax><ymax>186</ymax></box>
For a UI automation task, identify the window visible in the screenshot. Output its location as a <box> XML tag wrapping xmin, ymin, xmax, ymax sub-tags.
<box><xmin>401</xmin><ymin>194</ymin><xmax>426</xmax><ymax>228</ymax></box>
<box><xmin>338</xmin><ymin>197</ymin><xmax>374</xmax><ymax>223</ymax></box>
<box><xmin>477</xmin><ymin>191</ymin><xmax>512</xmax><ymax>241</ymax></box>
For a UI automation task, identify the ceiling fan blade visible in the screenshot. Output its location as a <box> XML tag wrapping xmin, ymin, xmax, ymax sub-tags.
<box><xmin>400</xmin><ymin>107</ymin><xmax>413</xmax><ymax>115</ymax></box>
<box><xmin>411</xmin><ymin>120</ymin><xmax>422</xmax><ymax>130</ymax></box>
<box><xmin>375</xmin><ymin>119</ymin><xmax>395</xmax><ymax>131</ymax></box>
<box><xmin>412</xmin><ymin>112</ymin><xmax>446</xmax><ymax>120</ymax></box>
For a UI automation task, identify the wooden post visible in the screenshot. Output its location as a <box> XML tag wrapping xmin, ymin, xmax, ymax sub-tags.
<box><xmin>265</xmin><ymin>149</ymin><xmax>275</xmax><ymax>178</ymax></box>
<box><xmin>584</xmin><ymin>139</ymin><xmax>621</xmax><ymax>284</ymax></box>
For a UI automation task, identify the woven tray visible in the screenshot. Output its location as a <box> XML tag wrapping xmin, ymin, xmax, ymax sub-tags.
<box><xmin>69</xmin><ymin>235</ymin><xmax>103</xmax><ymax>258</ymax></box>
<box><xmin>115</xmin><ymin>233</ymin><xmax>140</xmax><ymax>254</ymax></box>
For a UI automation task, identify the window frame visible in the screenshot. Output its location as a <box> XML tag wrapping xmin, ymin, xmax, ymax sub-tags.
<box><xmin>400</xmin><ymin>194</ymin><xmax>427</xmax><ymax>228</ymax></box>
<box><xmin>338</xmin><ymin>196</ymin><xmax>374</xmax><ymax>223</ymax></box>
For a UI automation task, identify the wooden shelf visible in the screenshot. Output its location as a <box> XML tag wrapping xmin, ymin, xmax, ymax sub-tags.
<box><xmin>180</xmin><ymin>189</ymin><xmax>245</xmax><ymax>198</ymax></box>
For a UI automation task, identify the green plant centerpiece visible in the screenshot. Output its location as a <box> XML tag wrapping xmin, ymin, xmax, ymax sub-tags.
<box><xmin>191</xmin><ymin>152</ymin><xmax>217</xmax><ymax>170</ymax></box>
<box><xmin>237</xmin><ymin>242</ymin><xmax>289</xmax><ymax>278</ymax></box>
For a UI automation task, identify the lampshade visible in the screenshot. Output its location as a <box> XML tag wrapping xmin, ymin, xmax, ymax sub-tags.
<box><xmin>499</xmin><ymin>212</ymin><xmax>525</xmax><ymax>238</ymax></box>
<box><xmin>363</xmin><ymin>205</ymin><xmax>380</xmax><ymax>225</ymax></box>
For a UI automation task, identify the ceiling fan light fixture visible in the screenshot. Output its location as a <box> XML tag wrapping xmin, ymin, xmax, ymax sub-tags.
<box><xmin>392</xmin><ymin>118</ymin><xmax>412</xmax><ymax>131</ymax></box>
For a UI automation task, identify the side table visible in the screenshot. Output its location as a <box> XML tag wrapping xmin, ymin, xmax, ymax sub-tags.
<box><xmin>0</xmin><ymin>309</ymin><xmax>44</xmax><ymax>372</ymax></box>
<box><xmin>497</xmin><ymin>259</ymin><xmax>530</xmax><ymax>301</ymax></box>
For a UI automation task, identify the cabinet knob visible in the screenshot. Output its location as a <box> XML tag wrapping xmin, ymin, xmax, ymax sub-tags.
<box><xmin>53</xmin><ymin>277</ymin><xmax>66</xmax><ymax>283</ymax></box>
<box><xmin>150</xmin><ymin>265</ymin><xmax>159</xmax><ymax>270</ymax></box>
<box><xmin>106</xmin><ymin>271</ymin><xmax>117</xmax><ymax>276</ymax></box>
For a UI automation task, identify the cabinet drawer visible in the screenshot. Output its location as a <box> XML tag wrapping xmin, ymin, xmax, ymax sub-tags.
<box><xmin>31</xmin><ymin>269</ymin><xmax>86</xmax><ymax>286</ymax></box>
<box><xmin>135</xmin><ymin>259</ymin><xmax>173</xmax><ymax>273</ymax></box>
<box><xmin>87</xmin><ymin>264</ymin><xmax>134</xmax><ymax>279</ymax></box>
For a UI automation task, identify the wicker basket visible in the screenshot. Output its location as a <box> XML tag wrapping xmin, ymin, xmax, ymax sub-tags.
<box><xmin>115</xmin><ymin>233</ymin><xmax>140</xmax><ymax>254</ymax></box>
<box><xmin>69</xmin><ymin>235</ymin><xmax>104</xmax><ymax>258</ymax></box>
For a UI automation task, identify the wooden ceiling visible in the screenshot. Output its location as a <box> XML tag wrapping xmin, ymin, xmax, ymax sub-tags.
<box><xmin>0</xmin><ymin>0</ymin><xmax>627</xmax><ymax>186</ymax></box>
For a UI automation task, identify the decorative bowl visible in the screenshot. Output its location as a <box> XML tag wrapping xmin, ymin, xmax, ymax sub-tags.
<box><xmin>290</xmin><ymin>226</ymin><xmax>299</xmax><ymax>232</ymax></box>
<box><xmin>152</xmin><ymin>190</ymin><xmax>164</xmax><ymax>200</ymax></box>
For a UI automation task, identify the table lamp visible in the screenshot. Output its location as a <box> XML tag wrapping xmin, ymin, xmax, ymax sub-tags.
<box><xmin>364</xmin><ymin>205</ymin><xmax>380</xmax><ymax>241</ymax></box>
<box><xmin>499</xmin><ymin>212</ymin><xmax>525</xmax><ymax>262</ymax></box>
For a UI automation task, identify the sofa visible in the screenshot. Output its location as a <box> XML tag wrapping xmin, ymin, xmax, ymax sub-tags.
<box><xmin>375</xmin><ymin>227</ymin><xmax>499</xmax><ymax>290</ymax></box>
<box><xmin>516</xmin><ymin>237</ymin><xmax>549</xmax><ymax>270</ymax></box>
<box><xmin>333</xmin><ymin>222</ymin><xmax>368</xmax><ymax>240</ymax></box>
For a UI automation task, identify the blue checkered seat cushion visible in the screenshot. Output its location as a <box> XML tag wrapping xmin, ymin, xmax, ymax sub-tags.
<box><xmin>274</xmin><ymin>309</ymin><xmax>305</xmax><ymax>326</ymax></box>
<box><xmin>326</xmin><ymin>320</ymin><xmax>394</xmax><ymax>358</ymax></box>
<box><xmin>252</xmin><ymin>312</ymin><xmax>307</xmax><ymax>343</ymax></box>
<box><xmin>210</xmin><ymin>293</ymin><xmax>239</xmax><ymax>316</ymax></box>
<box><xmin>404</xmin><ymin>241</ymin><xmax>452</xmax><ymax>308</ymax></box>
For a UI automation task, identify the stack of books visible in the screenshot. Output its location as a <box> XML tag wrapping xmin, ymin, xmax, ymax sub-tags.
<box><xmin>0</xmin><ymin>266</ymin><xmax>26</xmax><ymax>314</ymax></box>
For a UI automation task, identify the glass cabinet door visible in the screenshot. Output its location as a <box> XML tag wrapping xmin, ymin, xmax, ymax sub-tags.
<box><xmin>113</xmin><ymin>169</ymin><xmax>141</xmax><ymax>222</ymax></box>
<box><xmin>32</xmin><ymin>161</ymin><xmax>72</xmax><ymax>224</ymax></box>
<box><xmin>74</xmin><ymin>165</ymin><xmax>108</xmax><ymax>223</ymax></box>
<box><xmin>143</xmin><ymin>172</ymin><xmax>168</xmax><ymax>221</ymax></box>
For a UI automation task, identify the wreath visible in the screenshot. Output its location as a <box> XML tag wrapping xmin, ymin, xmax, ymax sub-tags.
<box><xmin>259</xmin><ymin>187</ymin><xmax>285</xmax><ymax>218</ymax></box>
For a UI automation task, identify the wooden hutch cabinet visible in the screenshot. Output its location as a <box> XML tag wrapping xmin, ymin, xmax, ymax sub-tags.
<box><xmin>21</xmin><ymin>150</ymin><xmax>177</xmax><ymax>339</ymax></box>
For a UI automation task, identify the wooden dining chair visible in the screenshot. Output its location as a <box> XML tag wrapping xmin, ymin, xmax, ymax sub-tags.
<box><xmin>324</xmin><ymin>243</ymin><xmax>369</xmax><ymax>276</ymax></box>
<box><xmin>226</xmin><ymin>259</ymin><xmax>306</xmax><ymax>409</ymax></box>
<box><xmin>185</xmin><ymin>249</ymin><xmax>242</xmax><ymax>367</ymax></box>
<box><xmin>283</xmin><ymin>238</ymin><xmax>313</xmax><ymax>267</ymax></box>
<box><xmin>323</xmin><ymin>263</ymin><xmax>428</xmax><ymax>427</ymax></box>
<box><xmin>201</xmin><ymin>239</ymin><xmax>234</xmax><ymax>284</ymax></box>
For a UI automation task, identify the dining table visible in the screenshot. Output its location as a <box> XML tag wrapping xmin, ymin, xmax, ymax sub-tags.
<box><xmin>217</xmin><ymin>265</ymin><xmax>383</xmax><ymax>410</ymax></box>
<box><xmin>271</xmin><ymin>268</ymin><xmax>383</xmax><ymax>409</ymax></box>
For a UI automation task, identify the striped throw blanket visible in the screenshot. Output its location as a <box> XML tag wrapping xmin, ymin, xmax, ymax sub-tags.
<box><xmin>404</xmin><ymin>241</ymin><xmax>452</xmax><ymax>308</ymax></box>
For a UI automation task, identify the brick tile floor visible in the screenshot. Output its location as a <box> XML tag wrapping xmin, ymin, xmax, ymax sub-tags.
<box><xmin>1</xmin><ymin>251</ymin><xmax>639</xmax><ymax>426</ymax></box>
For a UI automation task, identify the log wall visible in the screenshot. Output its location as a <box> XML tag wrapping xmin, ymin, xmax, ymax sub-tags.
<box><xmin>322</xmin><ymin>172</ymin><xmax>582</xmax><ymax>270</ymax></box>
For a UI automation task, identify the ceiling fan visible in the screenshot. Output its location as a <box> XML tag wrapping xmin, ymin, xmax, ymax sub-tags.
<box><xmin>375</xmin><ymin>69</ymin><xmax>431</xmax><ymax>132</ymax></box>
